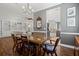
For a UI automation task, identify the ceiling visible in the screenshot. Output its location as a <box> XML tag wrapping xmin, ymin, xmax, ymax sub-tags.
<box><xmin>0</xmin><ymin>3</ymin><xmax>61</xmax><ymax>16</ymax></box>
<box><xmin>29</xmin><ymin>3</ymin><xmax>61</xmax><ymax>12</ymax></box>
<box><xmin>0</xmin><ymin>3</ymin><xmax>61</xmax><ymax>12</ymax></box>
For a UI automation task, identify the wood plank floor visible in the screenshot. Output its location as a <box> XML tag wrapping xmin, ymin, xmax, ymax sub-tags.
<box><xmin>0</xmin><ymin>37</ymin><xmax>74</xmax><ymax>56</ymax></box>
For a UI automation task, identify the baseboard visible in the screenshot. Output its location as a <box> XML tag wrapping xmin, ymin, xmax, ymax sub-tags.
<box><xmin>60</xmin><ymin>44</ymin><xmax>79</xmax><ymax>50</ymax></box>
<box><xmin>0</xmin><ymin>36</ymin><xmax>11</xmax><ymax>39</ymax></box>
<box><xmin>60</xmin><ymin>44</ymin><xmax>74</xmax><ymax>49</ymax></box>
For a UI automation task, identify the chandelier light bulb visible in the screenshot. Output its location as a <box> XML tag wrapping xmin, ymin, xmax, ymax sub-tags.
<box><xmin>22</xmin><ymin>6</ymin><xmax>25</xmax><ymax>9</ymax></box>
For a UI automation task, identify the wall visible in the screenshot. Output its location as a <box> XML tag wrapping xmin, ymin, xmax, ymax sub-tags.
<box><xmin>33</xmin><ymin>4</ymin><xmax>61</xmax><ymax>31</ymax></box>
<box><xmin>0</xmin><ymin>4</ymin><xmax>34</xmax><ymax>37</ymax></box>
<box><xmin>0</xmin><ymin>16</ymin><xmax>27</xmax><ymax>37</ymax></box>
<box><xmin>34</xmin><ymin>3</ymin><xmax>79</xmax><ymax>46</ymax></box>
<box><xmin>61</xmin><ymin>3</ymin><xmax>79</xmax><ymax>45</ymax></box>
<box><xmin>34</xmin><ymin>10</ymin><xmax>46</xmax><ymax>31</ymax></box>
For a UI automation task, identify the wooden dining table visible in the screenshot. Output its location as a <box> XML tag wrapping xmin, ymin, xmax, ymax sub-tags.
<box><xmin>21</xmin><ymin>34</ymin><xmax>45</xmax><ymax>45</ymax></box>
<box><xmin>21</xmin><ymin>34</ymin><xmax>45</xmax><ymax>55</ymax></box>
<box><xmin>12</xmin><ymin>31</ymin><xmax>60</xmax><ymax>55</ymax></box>
<box><xmin>21</xmin><ymin>34</ymin><xmax>59</xmax><ymax>55</ymax></box>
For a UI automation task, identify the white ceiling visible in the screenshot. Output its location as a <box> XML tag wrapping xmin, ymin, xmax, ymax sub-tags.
<box><xmin>0</xmin><ymin>3</ymin><xmax>61</xmax><ymax>12</ymax></box>
<box><xmin>0</xmin><ymin>3</ymin><xmax>61</xmax><ymax>16</ymax></box>
<box><xmin>29</xmin><ymin>3</ymin><xmax>61</xmax><ymax>12</ymax></box>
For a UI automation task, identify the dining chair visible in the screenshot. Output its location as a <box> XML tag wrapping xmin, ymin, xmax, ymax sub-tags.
<box><xmin>21</xmin><ymin>35</ymin><xmax>36</xmax><ymax>56</ymax></box>
<box><xmin>74</xmin><ymin>36</ymin><xmax>79</xmax><ymax>56</ymax></box>
<box><xmin>42</xmin><ymin>38</ymin><xmax>60</xmax><ymax>56</ymax></box>
<box><xmin>11</xmin><ymin>34</ymin><xmax>23</xmax><ymax>55</ymax></box>
<box><xmin>32</xmin><ymin>32</ymin><xmax>46</xmax><ymax>55</ymax></box>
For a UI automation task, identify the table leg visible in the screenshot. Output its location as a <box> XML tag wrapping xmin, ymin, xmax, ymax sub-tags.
<box><xmin>74</xmin><ymin>47</ymin><xmax>76</xmax><ymax>56</ymax></box>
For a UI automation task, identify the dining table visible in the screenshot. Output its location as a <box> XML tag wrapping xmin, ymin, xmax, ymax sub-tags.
<box><xmin>21</xmin><ymin>34</ymin><xmax>59</xmax><ymax>55</ymax></box>
<box><xmin>21</xmin><ymin>34</ymin><xmax>45</xmax><ymax>55</ymax></box>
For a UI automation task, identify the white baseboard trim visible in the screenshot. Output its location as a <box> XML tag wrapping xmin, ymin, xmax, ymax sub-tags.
<box><xmin>60</xmin><ymin>44</ymin><xmax>74</xmax><ymax>49</ymax></box>
<box><xmin>61</xmin><ymin>32</ymin><xmax>79</xmax><ymax>35</ymax></box>
<box><xmin>60</xmin><ymin>44</ymin><xmax>79</xmax><ymax>50</ymax></box>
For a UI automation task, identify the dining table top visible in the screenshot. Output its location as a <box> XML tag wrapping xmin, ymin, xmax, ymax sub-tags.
<box><xmin>21</xmin><ymin>34</ymin><xmax>59</xmax><ymax>45</ymax></box>
<box><xmin>21</xmin><ymin>35</ymin><xmax>45</xmax><ymax>45</ymax></box>
<box><xmin>12</xmin><ymin>31</ymin><xmax>59</xmax><ymax>45</ymax></box>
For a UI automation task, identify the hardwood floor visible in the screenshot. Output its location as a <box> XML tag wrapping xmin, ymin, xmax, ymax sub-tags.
<box><xmin>0</xmin><ymin>37</ymin><xmax>14</xmax><ymax>56</ymax></box>
<box><xmin>0</xmin><ymin>37</ymin><xmax>74</xmax><ymax>56</ymax></box>
<box><xmin>60</xmin><ymin>46</ymin><xmax>74</xmax><ymax>56</ymax></box>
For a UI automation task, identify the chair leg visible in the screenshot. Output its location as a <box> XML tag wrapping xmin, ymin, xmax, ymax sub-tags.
<box><xmin>43</xmin><ymin>51</ymin><xmax>45</xmax><ymax>56</ymax></box>
<box><xmin>47</xmin><ymin>52</ymin><xmax>49</xmax><ymax>56</ymax></box>
<box><xmin>33</xmin><ymin>48</ymin><xmax>36</xmax><ymax>56</ymax></box>
<box><xmin>13</xmin><ymin>44</ymin><xmax>16</xmax><ymax>55</ymax></box>
<box><xmin>13</xmin><ymin>47</ymin><xmax>15</xmax><ymax>55</ymax></box>
<box><xmin>13</xmin><ymin>46</ymin><xmax>14</xmax><ymax>53</ymax></box>
<box><xmin>51</xmin><ymin>53</ymin><xmax>53</xmax><ymax>56</ymax></box>
<box><xmin>55</xmin><ymin>51</ymin><xmax>57</xmax><ymax>56</ymax></box>
<box><xmin>29</xmin><ymin>48</ymin><xmax>31</xmax><ymax>56</ymax></box>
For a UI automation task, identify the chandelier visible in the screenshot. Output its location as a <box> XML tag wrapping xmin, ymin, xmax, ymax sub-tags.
<box><xmin>22</xmin><ymin>3</ymin><xmax>34</xmax><ymax>19</ymax></box>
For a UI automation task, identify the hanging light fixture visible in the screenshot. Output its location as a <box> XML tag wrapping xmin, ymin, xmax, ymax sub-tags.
<box><xmin>22</xmin><ymin>3</ymin><xmax>34</xmax><ymax>20</ymax></box>
<box><xmin>22</xmin><ymin>3</ymin><xmax>34</xmax><ymax>13</ymax></box>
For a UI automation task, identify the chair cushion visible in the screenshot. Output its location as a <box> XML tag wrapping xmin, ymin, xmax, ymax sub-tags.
<box><xmin>24</xmin><ymin>44</ymin><xmax>29</xmax><ymax>48</ymax></box>
<box><xmin>43</xmin><ymin>44</ymin><xmax>55</xmax><ymax>51</ymax></box>
<box><xmin>46</xmin><ymin>45</ymin><xmax>54</xmax><ymax>51</ymax></box>
<box><xmin>24</xmin><ymin>44</ymin><xmax>35</xmax><ymax>48</ymax></box>
<box><xmin>29</xmin><ymin>45</ymin><xmax>35</xmax><ymax>48</ymax></box>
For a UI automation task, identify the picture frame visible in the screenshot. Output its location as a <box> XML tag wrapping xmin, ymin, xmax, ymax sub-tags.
<box><xmin>67</xmin><ymin>7</ymin><xmax>76</xmax><ymax>17</ymax></box>
<box><xmin>67</xmin><ymin>17</ymin><xmax>75</xmax><ymax>27</ymax></box>
<box><xmin>36</xmin><ymin>17</ymin><xmax>42</xmax><ymax>29</ymax></box>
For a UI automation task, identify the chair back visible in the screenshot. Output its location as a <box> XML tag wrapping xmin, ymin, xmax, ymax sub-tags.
<box><xmin>21</xmin><ymin>35</ymin><xmax>29</xmax><ymax>45</ymax></box>
<box><xmin>11</xmin><ymin>34</ymin><xmax>17</xmax><ymax>44</ymax></box>
<box><xmin>53</xmin><ymin>38</ymin><xmax>60</xmax><ymax>51</ymax></box>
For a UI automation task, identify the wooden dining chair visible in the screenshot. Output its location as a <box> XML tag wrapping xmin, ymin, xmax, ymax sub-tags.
<box><xmin>21</xmin><ymin>35</ymin><xmax>36</xmax><ymax>56</ymax></box>
<box><xmin>21</xmin><ymin>35</ymin><xmax>30</xmax><ymax>55</ymax></box>
<box><xmin>11</xmin><ymin>34</ymin><xmax>17</xmax><ymax>51</ymax></box>
<box><xmin>11</xmin><ymin>34</ymin><xmax>23</xmax><ymax>55</ymax></box>
<box><xmin>42</xmin><ymin>38</ymin><xmax>60</xmax><ymax>56</ymax></box>
<box><xmin>74</xmin><ymin>36</ymin><xmax>79</xmax><ymax>56</ymax></box>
